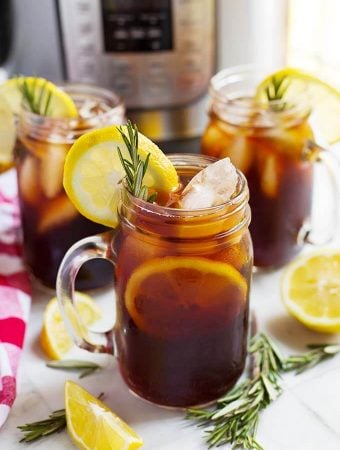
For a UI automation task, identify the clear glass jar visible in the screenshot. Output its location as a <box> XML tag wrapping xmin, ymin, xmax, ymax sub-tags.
<box><xmin>56</xmin><ymin>154</ymin><xmax>253</xmax><ymax>408</ymax></box>
<box><xmin>16</xmin><ymin>84</ymin><xmax>125</xmax><ymax>289</ymax></box>
<box><xmin>201</xmin><ymin>66</ymin><xmax>336</xmax><ymax>268</ymax></box>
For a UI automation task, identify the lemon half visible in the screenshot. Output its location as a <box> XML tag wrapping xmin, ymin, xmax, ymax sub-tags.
<box><xmin>281</xmin><ymin>250</ymin><xmax>340</xmax><ymax>333</ymax></box>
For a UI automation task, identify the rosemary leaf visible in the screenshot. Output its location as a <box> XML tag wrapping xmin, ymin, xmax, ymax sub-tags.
<box><xmin>46</xmin><ymin>360</ymin><xmax>101</xmax><ymax>379</ymax></box>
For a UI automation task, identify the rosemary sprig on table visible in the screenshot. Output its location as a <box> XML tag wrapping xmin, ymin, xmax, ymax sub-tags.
<box><xmin>187</xmin><ymin>334</ymin><xmax>340</xmax><ymax>449</ymax></box>
<box><xmin>117</xmin><ymin>121</ymin><xmax>157</xmax><ymax>202</ymax></box>
<box><xmin>18</xmin><ymin>409</ymin><xmax>66</xmax><ymax>443</ymax></box>
<box><xmin>187</xmin><ymin>334</ymin><xmax>284</xmax><ymax>449</ymax></box>
<box><xmin>17</xmin><ymin>77</ymin><xmax>52</xmax><ymax>115</ymax></box>
<box><xmin>284</xmin><ymin>343</ymin><xmax>340</xmax><ymax>373</ymax></box>
<box><xmin>46</xmin><ymin>360</ymin><xmax>101</xmax><ymax>379</ymax></box>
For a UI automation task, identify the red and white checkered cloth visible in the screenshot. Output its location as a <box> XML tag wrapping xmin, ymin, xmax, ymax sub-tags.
<box><xmin>0</xmin><ymin>169</ymin><xmax>31</xmax><ymax>428</ymax></box>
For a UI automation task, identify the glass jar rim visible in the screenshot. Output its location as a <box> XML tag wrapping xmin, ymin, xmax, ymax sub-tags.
<box><xmin>121</xmin><ymin>153</ymin><xmax>249</xmax><ymax>218</ymax></box>
<box><xmin>209</xmin><ymin>64</ymin><xmax>311</xmax><ymax>122</ymax></box>
<box><xmin>20</xmin><ymin>82</ymin><xmax>124</xmax><ymax>125</ymax></box>
<box><xmin>18</xmin><ymin>83</ymin><xmax>126</xmax><ymax>143</ymax></box>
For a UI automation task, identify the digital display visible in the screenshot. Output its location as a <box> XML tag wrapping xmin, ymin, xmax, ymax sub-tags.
<box><xmin>101</xmin><ymin>0</ymin><xmax>173</xmax><ymax>52</ymax></box>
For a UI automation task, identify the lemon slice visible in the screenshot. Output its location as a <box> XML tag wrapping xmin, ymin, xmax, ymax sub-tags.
<box><xmin>0</xmin><ymin>77</ymin><xmax>78</xmax><ymax>118</ymax></box>
<box><xmin>125</xmin><ymin>256</ymin><xmax>247</xmax><ymax>338</ymax></box>
<box><xmin>65</xmin><ymin>381</ymin><xmax>143</xmax><ymax>450</ymax></box>
<box><xmin>63</xmin><ymin>125</ymin><xmax>179</xmax><ymax>228</ymax></box>
<box><xmin>281</xmin><ymin>250</ymin><xmax>340</xmax><ymax>333</ymax></box>
<box><xmin>40</xmin><ymin>292</ymin><xmax>102</xmax><ymax>360</ymax></box>
<box><xmin>255</xmin><ymin>68</ymin><xmax>340</xmax><ymax>144</ymax></box>
<box><xmin>0</xmin><ymin>96</ymin><xmax>16</xmax><ymax>171</ymax></box>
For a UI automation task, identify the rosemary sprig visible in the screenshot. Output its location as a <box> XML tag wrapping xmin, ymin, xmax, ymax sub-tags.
<box><xmin>46</xmin><ymin>360</ymin><xmax>101</xmax><ymax>379</ymax></box>
<box><xmin>264</xmin><ymin>74</ymin><xmax>290</xmax><ymax>111</ymax></box>
<box><xmin>18</xmin><ymin>409</ymin><xmax>66</xmax><ymax>443</ymax></box>
<box><xmin>187</xmin><ymin>334</ymin><xmax>340</xmax><ymax>449</ymax></box>
<box><xmin>284</xmin><ymin>343</ymin><xmax>340</xmax><ymax>373</ymax></box>
<box><xmin>17</xmin><ymin>76</ymin><xmax>52</xmax><ymax>115</ymax></box>
<box><xmin>117</xmin><ymin>120</ymin><xmax>156</xmax><ymax>202</ymax></box>
<box><xmin>187</xmin><ymin>334</ymin><xmax>284</xmax><ymax>449</ymax></box>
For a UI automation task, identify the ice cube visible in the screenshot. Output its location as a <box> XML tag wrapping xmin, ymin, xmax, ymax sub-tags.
<box><xmin>40</xmin><ymin>144</ymin><xmax>66</xmax><ymax>199</ymax></box>
<box><xmin>259</xmin><ymin>154</ymin><xmax>280</xmax><ymax>198</ymax></box>
<box><xmin>180</xmin><ymin>158</ymin><xmax>238</xmax><ymax>209</ymax></box>
<box><xmin>38</xmin><ymin>195</ymin><xmax>78</xmax><ymax>233</ymax></box>
<box><xmin>18</xmin><ymin>155</ymin><xmax>42</xmax><ymax>205</ymax></box>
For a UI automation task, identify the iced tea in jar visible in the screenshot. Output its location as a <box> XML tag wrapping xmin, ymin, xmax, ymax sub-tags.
<box><xmin>201</xmin><ymin>67</ymin><xmax>335</xmax><ymax>268</ymax></box>
<box><xmin>57</xmin><ymin>154</ymin><xmax>253</xmax><ymax>408</ymax></box>
<box><xmin>16</xmin><ymin>84</ymin><xmax>125</xmax><ymax>289</ymax></box>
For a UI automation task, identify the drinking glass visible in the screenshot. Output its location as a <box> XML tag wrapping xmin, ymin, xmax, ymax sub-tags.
<box><xmin>56</xmin><ymin>154</ymin><xmax>253</xmax><ymax>408</ymax></box>
<box><xmin>16</xmin><ymin>84</ymin><xmax>125</xmax><ymax>289</ymax></box>
<box><xmin>201</xmin><ymin>66</ymin><xmax>338</xmax><ymax>268</ymax></box>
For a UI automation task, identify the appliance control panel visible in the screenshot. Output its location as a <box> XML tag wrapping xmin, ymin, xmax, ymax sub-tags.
<box><xmin>58</xmin><ymin>0</ymin><xmax>216</xmax><ymax>109</ymax></box>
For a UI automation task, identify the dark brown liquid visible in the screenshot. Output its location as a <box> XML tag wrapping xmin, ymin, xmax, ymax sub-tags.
<box><xmin>201</xmin><ymin>111</ymin><xmax>314</xmax><ymax>268</ymax></box>
<box><xmin>113</xmin><ymin>168</ymin><xmax>252</xmax><ymax>407</ymax></box>
<box><xmin>16</xmin><ymin>140</ymin><xmax>113</xmax><ymax>290</ymax></box>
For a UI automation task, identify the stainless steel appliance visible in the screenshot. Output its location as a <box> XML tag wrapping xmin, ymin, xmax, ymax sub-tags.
<box><xmin>8</xmin><ymin>0</ymin><xmax>288</xmax><ymax>151</ymax></box>
<box><xmin>9</xmin><ymin>0</ymin><xmax>216</xmax><ymax>152</ymax></box>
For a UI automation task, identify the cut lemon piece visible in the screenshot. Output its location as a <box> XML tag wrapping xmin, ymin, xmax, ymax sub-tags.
<box><xmin>40</xmin><ymin>292</ymin><xmax>102</xmax><ymax>360</ymax></box>
<box><xmin>255</xmin><ymin>68</ymin><xmax>340</xmax><ymax>144</ymax></box>
<box><xmin>0</xmin><ymin>96</ymin><xmax>16</xmax><ymax>171</ymax></box>
<box><xmin>63</xmin><ymin>125</ymin><xmax>179</xmax><ymax>228</ymax></box>
<box><xmin>281</xmin><ymin>250</ymin><xmax>340</xmax><ymax>333</ymax></box>
<box><xmin>0</xmin><ymin>77</ymin><xmax>78</xmax><ymax>118</ymax></box>
<box><xmin>125</xmin><ymin>256</ymin><xmax>247</xmax><ymax>338</ymax></box>
<box><xmin>65</xmin><ymin>381</ymin><xmax>143</xmax><ymax>450</ymax></box>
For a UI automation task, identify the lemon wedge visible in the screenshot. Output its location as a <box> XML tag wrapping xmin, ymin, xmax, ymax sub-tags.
<box><xmin>40</xmin><ymin>292</ymin><xmax>102</xmax><ymax>360</ymax></box>
<box><xmin>255</xmin><ymin>68</ymin><xmax>340</xmax><ymax>144</ymax></box>
<box><xmin>281</xmin><ymin>250</ymin><xmax>340</xmax><ymax>333</ymax></box>
<box><xmin>0</xmin><ymin>77</ymin><xmax>78</xmax><ymax>118</ymax></box>
<box><xmin>65</xmin><ymin>381</ymin><xmax>143</xmax><ymax>450</ymax></box>
<box><xmin>63</xmin><ymin>125</ymin><xmax>179</xmax><ymax>228</ymax></box>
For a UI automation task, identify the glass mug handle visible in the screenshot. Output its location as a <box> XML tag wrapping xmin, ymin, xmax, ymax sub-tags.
<box><xmin>298</xmin><ymin>140</ymin><xmax>340</xmax><ymax>246</ymax></box>
<box><xmin>56</xmin><ymin>231</ymin><xmax>116</xmax><ymax>355</ymax></box>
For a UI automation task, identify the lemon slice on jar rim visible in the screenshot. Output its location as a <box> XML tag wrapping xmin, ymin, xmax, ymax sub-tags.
<box><xmin>63</xmin><ymin>125</ymin><xmax>179</xmax><ymax>228</ymax></box>
<box><xmin>281</xmin><ymin>249</ymin><xmax>340</xmax><ymax>333</ymax></box>
<box><xmin>255</xmin><ymin>67</ymin><xmax>340</xmax><ymax>144</ymax></box>
<box><xmin>0</xmin><ymin>76</ymin><xmax>78</xmax><ymax>118</ymax></box>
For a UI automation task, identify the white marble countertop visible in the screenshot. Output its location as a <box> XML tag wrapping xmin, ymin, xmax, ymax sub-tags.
<box><xmin>1</xmin><ymin>252</ymin><xmax>340</xmax><ymax>450</ymax></box>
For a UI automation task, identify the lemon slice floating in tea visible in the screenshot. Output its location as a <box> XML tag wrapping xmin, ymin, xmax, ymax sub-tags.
<box><xmin>0</xmin><ymin>96</ymin><xmax>16</xmax><ymax>172</ymax></box>
<box><xmin>0</xmin><ymin>76</ymin><xmax>78</xmax><ymax>117</ymax></box>
<box><xmin>125</xmin><ymin>256</ymin><xmax>247</xmax><ymax>338</ymax></box>
<box><xmin>255</xmin><ymin>68</ymin><xmax>340</xmax><ymax>144</ymax></box>
<box><xmin>65</xmin><ymin>381</ymin><xmax>144</xmax><ymax>450</ymax></box>
<box><xmin>63</xmin><ymin>125</ymin><xmax>179</xmax><ymax>228</ymax></box>
<box><xmin>281</xmin><ymin>250</ymin><xmax>340</xmax><ymax>333</ymax></box>
<box><xmin>40</xmin><ymin>292</ymin><xmax>102</xmax><ymax>360</ymax></box>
